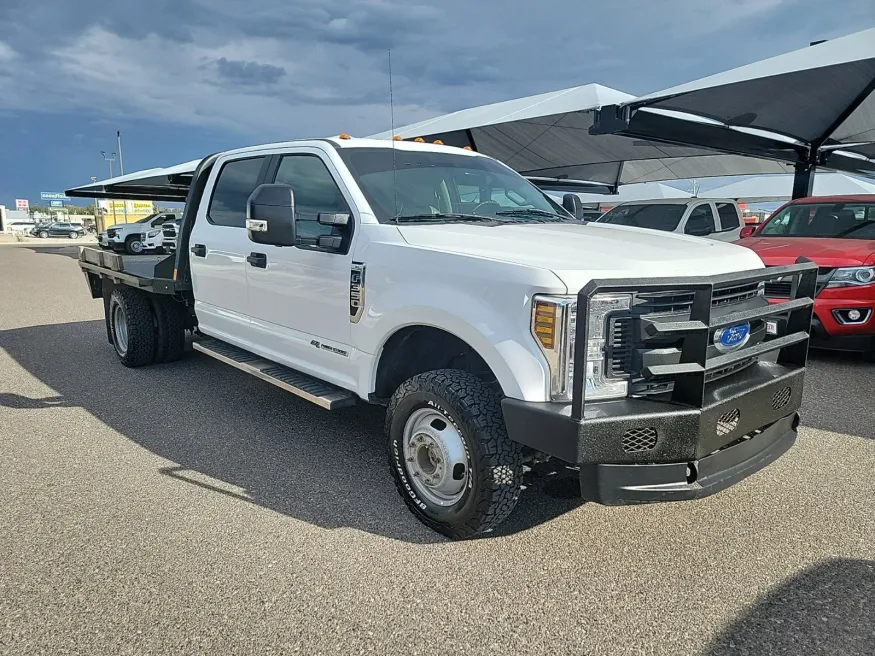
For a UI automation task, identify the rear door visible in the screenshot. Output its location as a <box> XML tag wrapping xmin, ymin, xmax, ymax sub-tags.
<box><xmin>51</xmin><ymin>222</ymin><xmax>71</xmax><ymax>236</ymax></box>
<box><xmin>714</xmin><ymin>202</ymin><xmax>743</xmax><ymax>241</ymax></box>
<box><xmin>188</xmin><ymin>154</ymin><xmax>270</xmax><ymax>347</ymax></box>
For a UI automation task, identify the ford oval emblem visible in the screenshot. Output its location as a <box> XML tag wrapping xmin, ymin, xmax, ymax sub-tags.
<box><xmin>714</xmin><ymin>323</ymin><xmax>751</xmax><ymax>353</ymax></box>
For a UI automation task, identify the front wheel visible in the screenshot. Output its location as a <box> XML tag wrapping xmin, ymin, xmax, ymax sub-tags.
<box><xmin>38</xmin><ymin>231</ymin><xmax>48</xmax><ymax>239</ymax></box>
<box><xmin>386</xmin><ymin>370</ymin><xmax>523</xmax><ymax>540</ymax></box>
<box><xmin>125</xmin><ymin>237</ymin><xmax>144</xmax><ymax>255</ymax></box>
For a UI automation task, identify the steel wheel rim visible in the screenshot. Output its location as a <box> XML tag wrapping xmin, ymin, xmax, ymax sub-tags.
<box><xmin>402</xmin><ymin>408</ymin><xmax>469</xmax><ymax>507</ymax></box>
<box><xmin>113</xmin><ymin>304</ymin><xmax>128</xmax><ymax>355</ymax></box>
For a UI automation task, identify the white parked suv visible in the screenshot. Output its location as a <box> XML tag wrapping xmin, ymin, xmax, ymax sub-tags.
<box><xmin>75</xmin><ymin>138</ymin><xmax>815</xmax><ymax>539</ymax></box>
<box><xmin>99</xmin><ymin>212</ymin><xmax>179</xmax><ymax>254</ymax></box>
<box><xmin>597</xmin><ymin>198</ymin><xmax>744</xmax><ymax>242</ymax></box>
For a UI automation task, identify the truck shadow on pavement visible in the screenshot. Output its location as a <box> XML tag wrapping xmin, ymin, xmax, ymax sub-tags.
<box><xmin>0</xmin><ymin>319</ymin><xmax>583</xmax><ymax>543</ymax></box>
<box><xmin>21</xmin><ymin>245</ymin><xmax>88</xmax><ymax>259</ymax></box>
<box><xmin>704</xmin><ymin>558</ymin><xmax>875</xmax><ymax>655</ymax></box>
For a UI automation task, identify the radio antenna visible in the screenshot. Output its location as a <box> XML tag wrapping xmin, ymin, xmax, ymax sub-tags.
<box><xmin>389</xmin><ymin>49</ymin><xmax>398</xmax><ymax>219</ymax></box>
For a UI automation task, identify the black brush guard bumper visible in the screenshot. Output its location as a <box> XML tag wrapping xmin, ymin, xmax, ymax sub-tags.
<box><xmin>502</xmin><ymin>262</ymin><xmax>817</xmax><ymax>504</ymax></box>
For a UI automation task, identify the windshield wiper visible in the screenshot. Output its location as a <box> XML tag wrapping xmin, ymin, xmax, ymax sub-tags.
<box><xmin>393</xmin><ymin>213</ymin><xmax>499</xmax><ymax>224</ymax></box>
<box><xmin>494</xmin><ymin>209</ymin><xmax>569</xmax><ymax>221</ymax></box>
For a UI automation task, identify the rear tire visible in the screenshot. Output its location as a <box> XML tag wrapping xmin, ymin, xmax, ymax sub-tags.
<box><xmin>109</xmin><ymin>287</ymin><xmax>156</xmax><ymax>367</ymax></box>
<box><xmin>386</xmin><ymin>369</ymin><xmax>523</xmax><ymax>540</ymax></box>
<box><xmin>69</xmin><ymin>232</ymin><xmax>79</xmax><ymax>239</ymax></box>
<box><xmin>151</xmin><ymin>296</ymin><xmax>186</xmax><ymax>363</ymax></box>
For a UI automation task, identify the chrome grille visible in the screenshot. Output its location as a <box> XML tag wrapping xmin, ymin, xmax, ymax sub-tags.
<box><xmin>764</xmin><ymin>281</ymin><xmax>792</xmax><ymax>298</ymax></box>
<box><xmin>638</xmin><ymin>282</ymin><xmax>761</xmax><ymax>315</ymax></box>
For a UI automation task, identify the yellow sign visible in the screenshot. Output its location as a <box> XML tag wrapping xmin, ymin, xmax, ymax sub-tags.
<box><xmin>98</xmin><ymin>200</ymin><xmax>155</xmax><ymax>223</ymax></box>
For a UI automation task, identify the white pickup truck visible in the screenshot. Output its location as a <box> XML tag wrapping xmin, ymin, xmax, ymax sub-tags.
<box><xmin>72</xmin><ymin>137</ymin><xmax>816</xmax><ymax>539</ymax></box>
<box><xmin>99</xmin><ymin>212</ymin><xmax>179</xmax><ymax>254</ymax></box>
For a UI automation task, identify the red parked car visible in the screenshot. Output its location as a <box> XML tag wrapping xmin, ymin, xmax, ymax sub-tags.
<box><xmin>736</xmin><ymin>195</ymin><xmax>875</xmax><ymax>359</ymax></box>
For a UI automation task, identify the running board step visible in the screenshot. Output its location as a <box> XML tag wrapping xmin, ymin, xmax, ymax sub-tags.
<box><xmin>192</xmin><ymin>337</ymin><xmax>356</xmax><ymax>410</ymax></box>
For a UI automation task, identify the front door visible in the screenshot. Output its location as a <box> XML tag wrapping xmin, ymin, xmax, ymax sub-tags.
<box><xmin>188</xmin><ymin>154</ymin><xmax>270</xmax><ymax>347</ymax></box>
<box><xmin>245</xmin><ymin>150</ymin><xmax>357</xmax><ymax>389</ymax></box>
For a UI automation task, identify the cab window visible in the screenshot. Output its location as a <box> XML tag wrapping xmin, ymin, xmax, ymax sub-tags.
<box><xmin>273</xmin><ymin>155</ymin><xmax>352</xmax><ymax>251</ymax></box>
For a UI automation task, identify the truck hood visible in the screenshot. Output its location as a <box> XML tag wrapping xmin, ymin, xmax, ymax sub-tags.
<box><xmin>398</xmin><ymin>222</ymin><xmax>765</xmax><ymax>291</ymax></box>
<box><xmin>738</xmin><ymin>237</ymin><xmax>875</xmax><ymax>267</ymax></box>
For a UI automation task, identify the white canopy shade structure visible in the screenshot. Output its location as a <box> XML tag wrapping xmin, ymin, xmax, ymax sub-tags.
<box><xmin>369</xmin><ymin>83</ymin><xmax>792</xmax><ymax>193</ymax></box>
<box><xmin>66</xmin><ymin>159</ymin><xmax>202</xmax><ymax>201</ymax></box>
<box><xmin>592</xmin><ymin>28</ymin><xmax>875</xmax><ymax>197</ymax></box>
<box><xmin>561</xmin><ymin>182</ymin><xmax>693</xmax><ymax>205</ymax></box>
<box><xmin>701</xmin><ymin>173</ymin><xmax>875</xmax><ymax>203</ymax></box>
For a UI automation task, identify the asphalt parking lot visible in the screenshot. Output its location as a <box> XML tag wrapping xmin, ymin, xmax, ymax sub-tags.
<box><xmin>1</xmin><ymin>243</ymin><xmax>873</xmax><ymax>656</ymax></box>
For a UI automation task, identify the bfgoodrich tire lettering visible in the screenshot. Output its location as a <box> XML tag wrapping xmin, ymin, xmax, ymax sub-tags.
<box><xmin>109</xmin><ymin>287</ymin><xmax>157</xmax><ymax>367</ymax></box>
<box><xmin>386</xmin><ymin>369</ymin><xmax>523</xmax><ymax>540</ymax></box>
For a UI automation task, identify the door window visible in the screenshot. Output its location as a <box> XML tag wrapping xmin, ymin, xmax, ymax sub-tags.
<box><xmin>274</xmin><ymin>155</ymin><xmax>352</xmax><ymax>251</ymax></box>
<box><xmin>684</xmin><ymin>205</ymin><xmax>716</xmax><ymax>235</ymax></box>
<box><xmin>208</xmin><ymin>157</ymin><xmax>267</xmax><ymax>227</ymax></box>
<box><xmin>715</xmin><ymin>203</ymin><xmax>740</xmax><ymax>230</ymax></box>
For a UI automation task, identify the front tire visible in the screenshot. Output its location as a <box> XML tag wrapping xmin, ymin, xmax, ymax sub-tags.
<box><xmin>125</xmin><ymin>236</ymin><xmax>144</xmax><ymax>255</ymax></box>
<box><xmin>386</xmin><ymin>370</ymin><xmax>523</xmax><ymax>540</ymax></box>
<box><xmin>109</xmin><ymin>287</ymin><xmax>156</xmax><ymax>367</ymax></box>
<box><xmin>38</xmin><ymin>231</ymin><xmax>48</xmax><ymax>239</ymax></box>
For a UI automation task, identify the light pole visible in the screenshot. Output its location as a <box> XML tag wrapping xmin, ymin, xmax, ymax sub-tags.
<box><xmin>117</xmin><ymin>131</ymin><xmax>125</xmax><ymax>175</ymax></box>
<box><xmin>101</xmin><ymin>151</ymin><xmax>117</xmax><ymax>224</ymax></box>
<box><xmin>91</xmin><ymin>176</ymin><xmax>102</xmax><ymax>233</ymax></box>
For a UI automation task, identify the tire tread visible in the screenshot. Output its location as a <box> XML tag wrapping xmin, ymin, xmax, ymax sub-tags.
<box><xmin>386</xmin><ymin>369</ymin><xmax>523</xmax><ymax>540</ymax></box>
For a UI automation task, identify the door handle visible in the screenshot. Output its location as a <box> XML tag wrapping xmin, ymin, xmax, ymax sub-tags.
<box><xmin>247</xmin><ymin>252</ymin><xmax>268</xmax><ymax>268</ymax></box>
<box><xmin>190</xmin><ymin>244</ymin><xmax>207</xmax><ymax>257</ymax></box>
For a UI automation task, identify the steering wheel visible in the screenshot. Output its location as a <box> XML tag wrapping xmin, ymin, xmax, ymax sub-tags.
<box><xmin>471</xmin><ymin>200</ymin><xmax>502</xmax><ymax>216</ymax></box>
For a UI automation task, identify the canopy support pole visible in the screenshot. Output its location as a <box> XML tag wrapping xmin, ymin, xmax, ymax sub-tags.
<box><xmin>792</xmin><ymin>160</ymin><xmax>815</xmax><ymax>199</ymax></box>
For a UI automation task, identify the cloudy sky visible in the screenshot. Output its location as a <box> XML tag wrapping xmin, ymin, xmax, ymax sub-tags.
<box><xmin>1</xmin><ymin>0</ymin><xmax>873</xmax><ymax>206</ymax></box>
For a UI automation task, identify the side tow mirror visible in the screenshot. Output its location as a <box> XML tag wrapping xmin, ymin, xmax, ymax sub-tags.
<box><xmin>562</xmin><ymin>193</ymin><xmax>584</xmax><ymax>220</ymax></box>
<box><xmin>739</xmin><ymin>225</ymin><xmax>756</xmax><ymax>238</ymax></box>
<box><xmin>246</xmin><ymin>183</ymin><xmax>296</xmax><ymax>246</ymax></box>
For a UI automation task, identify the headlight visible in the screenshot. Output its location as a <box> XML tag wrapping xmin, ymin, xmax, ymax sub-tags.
<box><xmin>147</xmin><ymin>229</ymin><xmax>161</xmax><ymax>238</ymax></box>
<box><xmin>827</xmin><ymin>266</ymin><xmax>875</xmax><ymax>287</ymax></box>
<box><xmin>531</xmin><ymin>293</ymin><xmax>631</xmax><ymax>401</ymax></box>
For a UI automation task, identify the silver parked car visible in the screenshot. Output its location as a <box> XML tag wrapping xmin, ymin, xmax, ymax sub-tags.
<box><xmin>597</xmin><ymin>198</ymin><xmax>743</xmax><ymax>242</ymax></box>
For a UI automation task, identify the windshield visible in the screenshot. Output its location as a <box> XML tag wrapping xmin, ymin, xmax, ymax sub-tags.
<box><xmin>758</xmin><ymin>202</ymin><xmax>875</xmax><ymax>239</ymax></box>
<box><xmin>598</xmin><ymin>204</ymin><xmax>686</xmax><ymax>231</ymax></box>
<box><xmin>337</xmin><ymin>148</ymin><xmax>572</xmax><ymax>223</ymax></box>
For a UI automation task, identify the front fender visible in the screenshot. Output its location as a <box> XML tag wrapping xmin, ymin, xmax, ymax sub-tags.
<box><xmin>356</xmin><ymin>280</ymin><xmax>557</xmax><ymax>402</ymax></box>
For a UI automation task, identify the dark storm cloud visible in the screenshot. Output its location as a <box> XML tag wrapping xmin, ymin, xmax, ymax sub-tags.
<box><xmin>1</xmin><ymin>0</ymin><xmax>872</xmax><ymax>139</ymax></box>
<box><xmin>216</xmin><ymin>58</ymin><xmax>286</xmax><ymax>85</ymax></box>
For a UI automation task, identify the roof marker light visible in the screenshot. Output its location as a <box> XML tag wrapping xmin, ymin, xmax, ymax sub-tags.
<box><xmin>463</xmin><ymin>146</ymin><xmax>472</xmax><ymax>150</ymax></box>
<box><xmin>433</xmin><ymin>139</ymin><xmax>444</xmax><ymax>145</ymax></box>
<box><xmin>338</xmin><ymin>133</ymin><xmax>352</xmax><ymax>140</ymax></box>
<box><xmin>393</xmin><ymin>135</ymin><xmax>402</xmax><ymax>141</ymax></box>
<box><xmin>414</xmin><ymin>137</ymin><xmax>425</xmax><ymax>142</ymax></box>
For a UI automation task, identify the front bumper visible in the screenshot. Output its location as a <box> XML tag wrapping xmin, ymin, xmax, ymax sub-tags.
<box><xmin>503</xmin><ymin>362</ymin><xmax>802</xmax><ymax>504</ymax></box>
<box><xmin>502</xmin><ymin>262</ymin><xmax>816</xmax><ymax>505</ymax></box>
